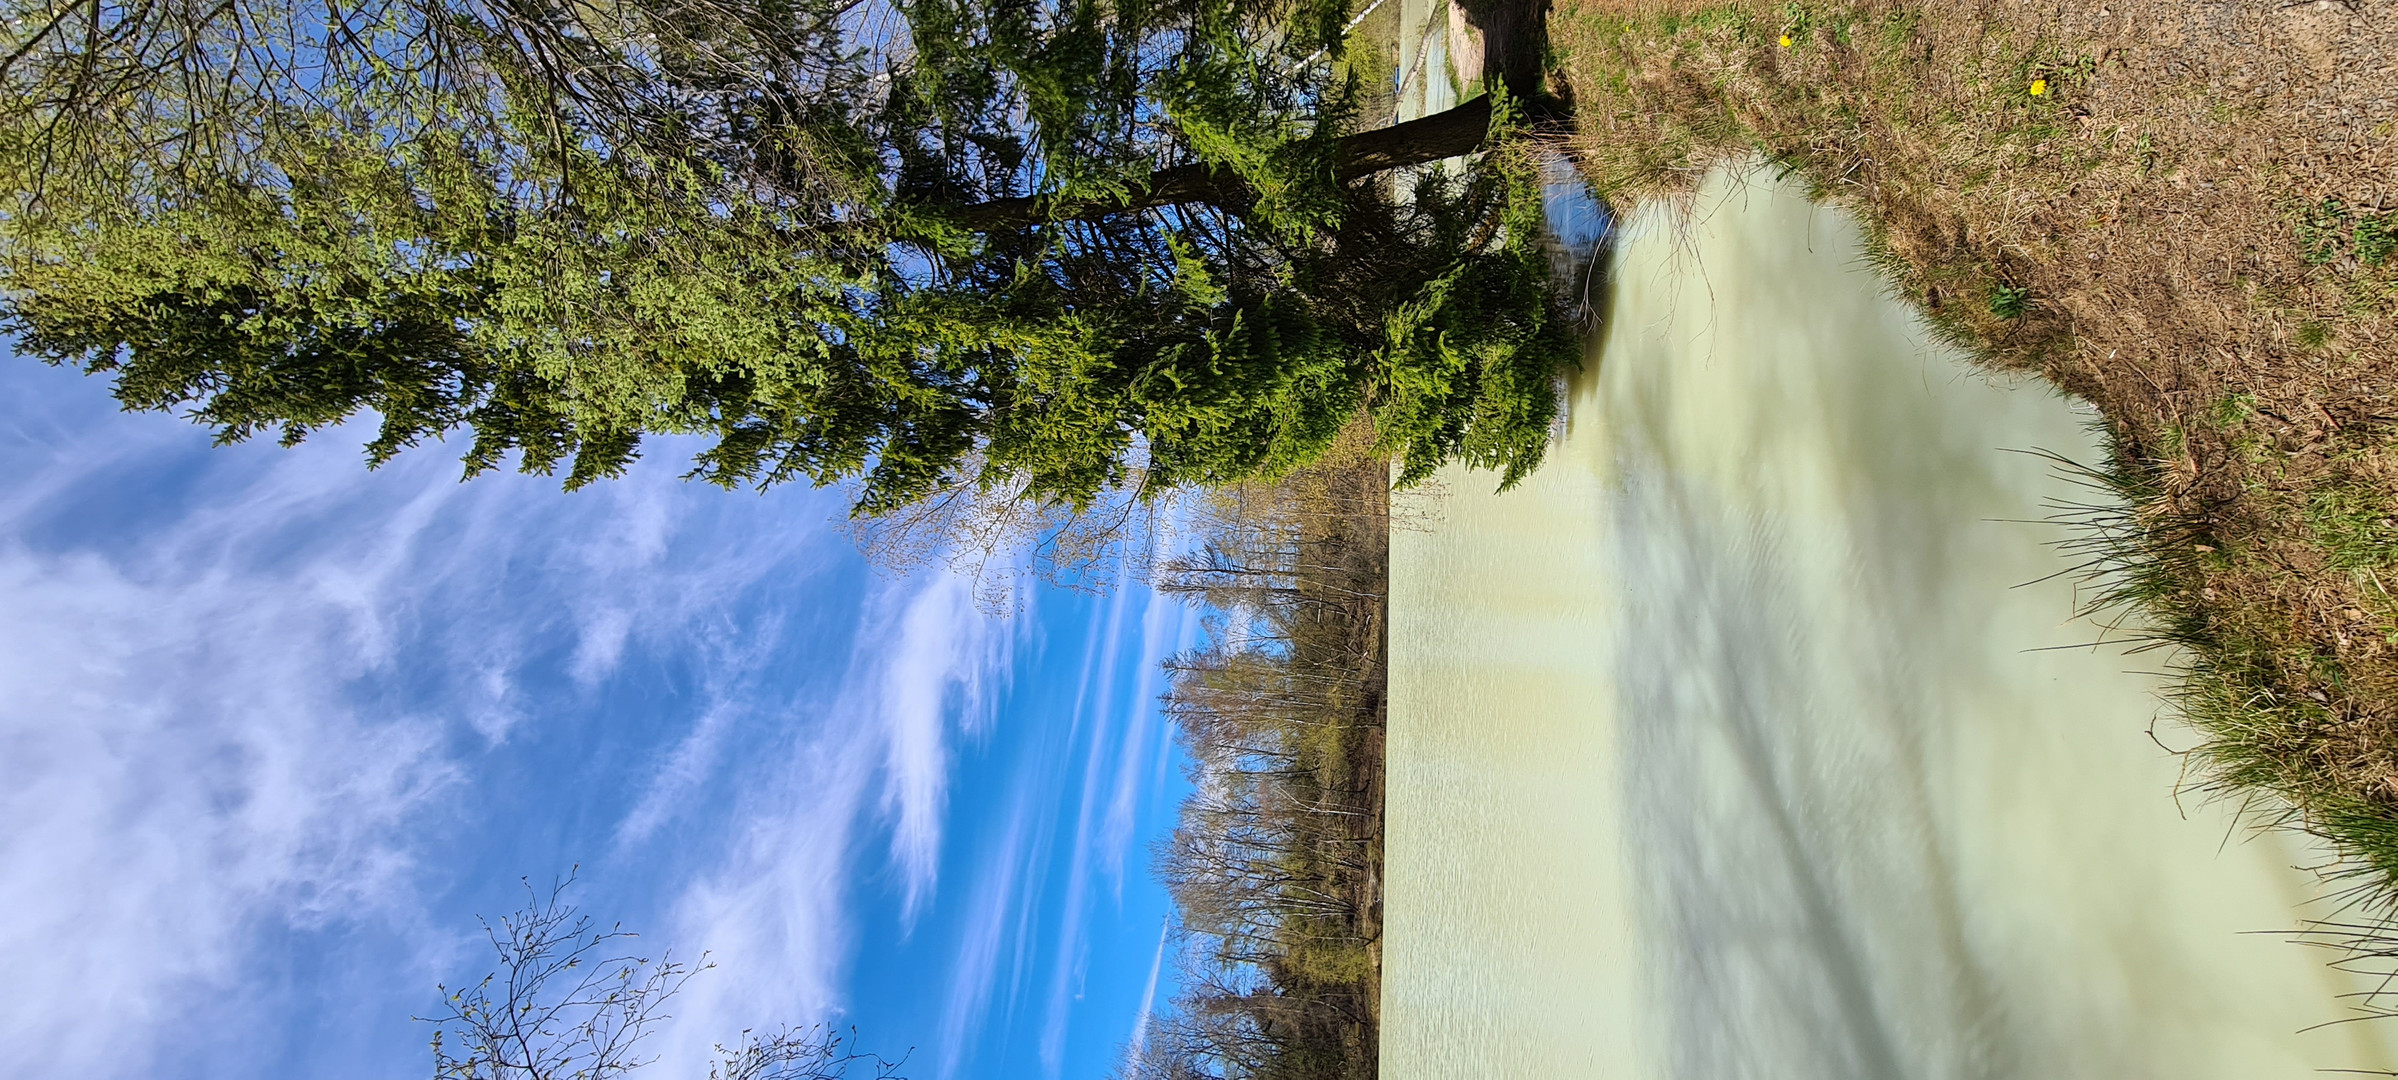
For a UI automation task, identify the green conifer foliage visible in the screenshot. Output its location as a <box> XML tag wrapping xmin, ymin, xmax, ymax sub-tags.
<box><xmin>0</xmin><ymin>0</ymin><xmax>1575</xmax><ymax>512</ymax></box>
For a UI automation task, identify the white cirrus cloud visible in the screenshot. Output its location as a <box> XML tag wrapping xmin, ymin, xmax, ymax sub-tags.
<box><xmin>655</xmin><ymin>564</ymin><xmax>1027</xmax><ymax>1068</ymax></box>
<box><xmin>0</xmin><ymin>368</ymin><xmax>850</xmax><ymax>1079</ymax></box>
<box><xmin>0</xmin><ymin>462</ymin><xmax>465</xmax><ymax>1078</ymax></box>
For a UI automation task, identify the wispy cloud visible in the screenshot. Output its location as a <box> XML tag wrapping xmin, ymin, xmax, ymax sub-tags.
<box><xmin>660</xmin><ymin>730</ymin><xmax>876</xmax><ymax>1062</ymax></box>
<box><xmin>1038</xmin><ymin>618</ymin><xmax>1134</xmax><ymax>1071</ymax></box>
<box><xmin>663</xmin><ymin>561</ymin><xmax>1181</xmax><ymax>1080</ymax></box>
<box><xmin>876</xmin><ymin>571</ymin><xmax>1015</xmax><ymax>922</ymax></box>
<box><xmin>657</xmin><ymin>565</ymin><xmax>1024</xmax><ymax>1066</ymax></box>
<box><xmin>1101</xmin><ymin>599</ymin><xmax>1199</xmax><ymax>888</ymax></box>
<box><xmin>1</xmin><ymin>365</ymin><xmax>1185</xmax><ymax>1080</ymax></box>
<box><xmin>0</xmin><ymin>456</ymin><xmax>464</xmax><ymax>1077</ymax></box>
<box><xmin>1037</xmin><ymin>583</ymin><xmax>1189</xmax><ymax>1075</ymax></box>
<box><xmin>0</xmin><ymin>369</ymin><xmax>851</xmax><ymax>1078</ymax></box>
<box><xmin>933</xmin><ymin>793</ymin><xmax>1038</xmax><ymax>1079</ymax></box>
<box><xmin>1124</xmin><ymin>919</ymin><xmax>1171</xmax><ymax>1074</ymax></box>
<box><xmin>615</xmin><ymin>693</ymin><xmax>749</xmax><ymax>851</ymax></box>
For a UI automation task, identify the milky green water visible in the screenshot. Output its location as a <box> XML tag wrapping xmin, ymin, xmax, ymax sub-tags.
<box><xmin>1382</xmin><ymin>167</ymin><xmax>2398</xmax><ymax>1078</ymax></box>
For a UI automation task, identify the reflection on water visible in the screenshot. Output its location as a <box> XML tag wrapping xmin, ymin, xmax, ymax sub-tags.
<box><xmin>1538</xmin><ymin>153</ymin><xmax>1613</xmax><ymax>326</ymax></box>
<box><xmin>1382</xmin><ymin>166</ymin><xmax>2398</xmax><ymax>1078</ymax></box>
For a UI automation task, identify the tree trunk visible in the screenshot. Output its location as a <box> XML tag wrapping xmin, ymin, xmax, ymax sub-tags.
<box><xmin>948</xmin><ymin>96</ymin><xmax>1497</xmax><ymax>233</ymax></box>
<box><xmin>1452</xmin><ymin>0</ymin><xmax>1552</xmax><ymax>102</ymax></box>
<box><xmin>948</xmin><ymin>0</ymin><xmax>1556</xmax><ymax>232</ymax></box>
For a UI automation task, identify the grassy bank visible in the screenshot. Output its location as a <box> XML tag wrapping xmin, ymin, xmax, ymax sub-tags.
<box><xmin>1128</xmin><ymin>428</ymin><xmax>1388</xmax><ymax>1080</ymax></box>
<box><xmin>1545</xmin><ymin>0</ymin><xmax>2398</xmax><ymax>904</ymax></box>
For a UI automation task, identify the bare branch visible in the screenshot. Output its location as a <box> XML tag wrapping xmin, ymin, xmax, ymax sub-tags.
<box><xmin>421</xmin><ymin>875</ymin><xmax>907</xmax><ymax>1080</ymax></box>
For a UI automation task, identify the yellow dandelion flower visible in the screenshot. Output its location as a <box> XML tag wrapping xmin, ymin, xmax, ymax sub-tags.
<box><xmin>2030</xmin><ymin>78</ymin><xmax>2047</xmax><ymax>96</ymax></box>
<box><xmin>1779</xmin><ymin>33</ymin><xmax>1793</xmax><ymax>47</ymax></box>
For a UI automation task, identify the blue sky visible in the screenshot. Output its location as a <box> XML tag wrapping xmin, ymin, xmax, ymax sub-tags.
<box><xmin>0</xmin><ymin>357</ymin><xmax>1194</xmax><ymax>1080</ymax></box>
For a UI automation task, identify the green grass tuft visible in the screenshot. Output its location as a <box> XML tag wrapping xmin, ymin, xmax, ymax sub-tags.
<box><xmin>2299</xmin><ymin>197</ymin><xmax>2356</xmax><ymax>266</ymax></box>
<box><xmin>2306</xmin><ymin>483</ymin><xmax>2398</xmax><ymax>580</ymax></box>
<box><xmin>1988</xmin><ymin>283</ymin><xmax>2030</xmax><ymax>320</ymax></box>
<box><xmin>2038</xmin><ymin>442</ymin><xmax>2398</xmax><ymax>985</ymax></box>
<box><xmin>2207</xmin><ymin>391</ymin><xmax>2258</xmax><ymax>429</ymax></box>
<box><xmin>2356</xmin><ymin>213</ymin><xmax>2397</xmax><ymax>268</ymax></box>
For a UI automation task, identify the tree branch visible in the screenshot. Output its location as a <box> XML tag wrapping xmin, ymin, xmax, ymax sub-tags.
<box><xmin>947</xmin><ymin>95</ymin><xmax>1497</xmax><ymax>233</ymax></box>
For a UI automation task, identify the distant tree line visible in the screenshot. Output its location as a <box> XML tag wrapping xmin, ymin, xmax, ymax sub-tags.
<box><xmin>1126</xmin><ymin>425</ymin><xmax>1387</xmax><ymax>1080</ymax></box>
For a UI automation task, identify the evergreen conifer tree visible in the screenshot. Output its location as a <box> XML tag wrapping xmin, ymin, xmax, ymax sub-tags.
<box><xmin>0</xmin><ymin>0</ymin><xmax>1574</xmax><ymax>511</ymax></box>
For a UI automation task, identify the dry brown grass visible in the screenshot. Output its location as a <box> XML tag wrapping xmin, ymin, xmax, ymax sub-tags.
<box><xmin>1545</xmin><ymin>0</ymin><xmax>2398</xmax><ymax>889</ymax></box>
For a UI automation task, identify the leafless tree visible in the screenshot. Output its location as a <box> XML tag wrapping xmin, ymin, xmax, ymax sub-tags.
<box><xmin>423</xmin><ymin>876</ymin><xmax>904</xmax><ymax>1080</ymax></box>
<box><xmin>1137</xmin><ymin>444</ymin><xmax>1385</xmax><ymax>1080</ymax></box>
